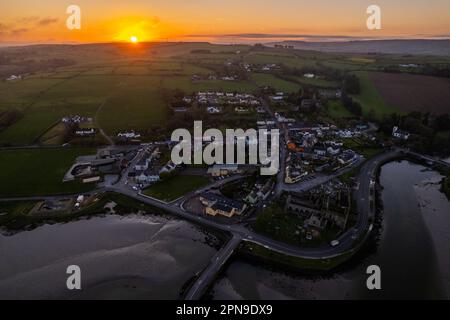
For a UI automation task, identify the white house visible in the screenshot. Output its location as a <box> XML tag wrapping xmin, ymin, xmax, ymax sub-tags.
<box><xmin>117</xmin><ymin>131</ymin><xmax>141</xmax><ymax>139</ymax></box>
<box><xmin>314</xmin><ymin>146</ymin><xmax>327</xmax><ymax>156</ymax></box>
<box><xmin>327</xmin><ymin>146</ymin><xmax>341</xmax><ymax>156</ymax></box>
<box><xmin>75</xmin><ymin>128</ymin><xmax>96</xmax><ymax>136</ymax></box>
<box><xmin>392</xmin><ymin>126</ymin><xmax>410</xmax><ymax>140</ymax></box>
<box><xmin>207</xmin><ymin>106</ymin><xmax>221</xmax><ymax>114</ymax></box>
<box><xmin>136</xmin><ymin>172</ymin><xmax>160</xmax><ymax>184</ymax></box>
<box><xmin>6</xmin><ymin>75</ymin><xmax>21</xmax><ymax>81</ymax></box>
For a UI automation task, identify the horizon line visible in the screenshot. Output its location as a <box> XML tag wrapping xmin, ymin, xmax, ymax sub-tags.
<box><xmin>1</xmin><ymin>34</ymin><xmax>450</xmax><ymax>48</ymax></box>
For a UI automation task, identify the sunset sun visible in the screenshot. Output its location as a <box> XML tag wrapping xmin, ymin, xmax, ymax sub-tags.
<box><xmin>130</xmin><ymin>36</ymin><xmax>138</xmax><ymax>43</ymax></box>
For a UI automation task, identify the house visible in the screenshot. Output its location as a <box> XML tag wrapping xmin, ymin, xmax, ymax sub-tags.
<box><xmin>62</xmin><ymin>115</ymin><xmax>89</xmax><ymax>124</ymax></box>
<box><xmin>200</xmin><ymin>192</ymin><xmax>247</xmax><ymax>218</ymax></box>
<box><xmin>207</xmin><ymin>164</ymin><xmax>240</xmax><ymax>177</ymax></box>
<box><xmin>134</xmin><ymin>148</ymin><xmax>158</xmax><ymax>171</ymax></box>
<box><xmin>75</xmin><ymin>128</ymin><xmax>96</xmax><ymax>136</ymax></box>
<box><xmin>207</xmin><ymin>106</ymin><xmax>221</xmax><ymax>114</ymax></box>
<box><xmin>270</xmin><ymin>96</ymin><xmax>284</xmax><ymax>102</ymax></box>
<box><xmin>336</xmin><ymin>130</ymin><xmax>353</xmax><ymax>138</ymax></box>
<box><xmin>205</xmin><ymin>202</ymin><xmax>239</xmax><ymax>218</ymax></box>
<box><xmin>314</xmin><ymin>146</ymin><xmax>327</xmax><ymax>156</ymax></box>
<box><xmin>136</xmin><ymin>170</ymin><xmax>160</xmax><ymax>184</ymax></box>
<box><xmin>338</xmin><ymin>150</ymin><xmax>356</xmax><ymax>165</ymax></box>
<box><xmin>235</xmin><ymin>106</ymin><xmax>249</xmax><ymax>113</ymax></box>
<box><xmin>256</xmin><ymin>106</ymin><xmax>266</xmax><ymax>113</ymax></box>
<box><xmin>6</xmin><ymin>75</ymin><xmax>21</xmax><ymax>81</ymax></box>
<box><xmin>399</xmin><ymin>64</ymin><xmax>419</xmax><ymax>68</ymax></box>
<box><xmin>319</xmin><ymin>89</ymin><xmax>342</xmax><ymax>100</ymax></box>
<box><xmin>257</xmin><ymin>180</ymin><xmax>273</xmax><ymax>199</ymax></box>
<box><xmin>117</xmin><ymin>131</ymin><xmax>141</xmax><ymax>139</ymax></box>
<box><xmin>356</xmin><ymin>123</ymin><xmax>369</xmax><ymax>131</ymax></box>
<box><xmin>392</xmin><ymin>126</ymin><xmax>410</xmax><ymax>140</ymax></box>
<box><xmin>300</xmin><ymin>99</ymin><xmax>316</xmax><ymax>111</ymax></box>
<box><xmin>305</xmin><ymin>214</ymin><xmax>327</xmax><ymax>230</ymax></box>
<box><xmin>327</xmin><ymin>146</ymin><xmax>341</xmax><ymax>156</ymax></box>
<box><xmin>244</xmin><ymin>191</ymin><xmax>259</xmax><ymax>205</ymax></box>
<box><xmin>134</xmin><ymin>158</ymin><xmax>149</xmax><ymax>171</ymax></box>
<box><xmin>285</xmin><ymin>166</ymin><xmax>308</xmax><ymax>184</ymax></box>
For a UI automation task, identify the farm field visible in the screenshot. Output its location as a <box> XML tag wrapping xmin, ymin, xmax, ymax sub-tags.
<box><xmin>143</xmin><ymin>175</ymin><xmax>211</xmax><ymax>202</ymax></box>
<box><xmin>368</xmin><ymin>72</ymin><xmax>450</xmax><ymax>114</ymax></box>
<box><xmin>0</xmin><ymin>148</ymin><xmax>95</xmax><ymax>197</ymax></box>
<box><xmin>352</xmin><ymin>71</ymin><xmax>395</xmax><ymax>118</ymax></box>
<box><xmin>2</xmin><ymin>42</ymin><xmax>450</xmax><ymax>147</ymax></box>
<box><xmin>292</xmin><ymin>75</ymin><xmax>340</xmax><ymax>88</ymax></box>
<box><xmin>0</xmin><ymin>75</ymin><xmax>122</xmax><ymax>145</ymax></box>
<box><xmin>0</xmin><ymin>78</ymin><xmax>62</xmax><ymax>108</ymax></box>
<box><xmin>244</xmin><ymin>53</ymin><xmax>314</xmax><ymax>68</ymax></box>
<box><xmin>161</xmin><ymin>75</ymin><xmax>256</xmax><ymax>93</ymax></box>
<box><xmin>98</xmin><ymin>76</ymin><xmax>166</xmax><ymax>135</ymax></box>
<box><xmin>251</xmin><ymin>73</ymin><xmax>300</xmax><ymax>92</ymax></box>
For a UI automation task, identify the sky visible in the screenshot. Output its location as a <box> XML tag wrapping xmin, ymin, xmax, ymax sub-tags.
<box><xmin>1</xmin><ymin>0</ymin><xmax>450</xmax><ymax>44</ymax></box>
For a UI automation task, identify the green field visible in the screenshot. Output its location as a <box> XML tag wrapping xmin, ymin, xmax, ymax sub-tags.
<box><xmin>161</xmin><ymin>75</ymin><xmax>256</xmax><ymax>93</ymax></box>
<box><xmin>2</xmin><ymin>42</ymin><xmax>444</xmax><ymax>147</ymax></box>
<box><xmin>0</xmin><ymin>75</ymin><xmax>123</xmax><ymax>145</ymax></box>
<box><xmin>352</xmin><ymin>71</ymin><xmax>395</xmax><ymax>118</ymax></box>
<box><xmin>0</xmin><ymin>148</ymin><xmax>95</xmax><ymax>197</ymax></box>
<box><xmin>143</xmin><ymin>174</ymin><xmax>211</xmax><ymax>202</ymax></box>
<box><xmin>98</xmin><ymin>76</ymin><xmax>167</xmax><ymax>134</ymax></box>
<box><xmin>293</xmin><ymin>75</ymin><xmax>340</xmax><ymax>88</ymax></box>
<box><xmin>244</xmin><ymin>53</ymin><xmax>313</xmax><ymax>68</ymax></box>
<box><xmin>326</xmin><ymin>100</ymin><xmax>354</xmax><ymax>118</ymax></box>
<box><xmin>251</xmin><ymin>73</ymin><xmax>300</xmax><ymax>92</ymax></box>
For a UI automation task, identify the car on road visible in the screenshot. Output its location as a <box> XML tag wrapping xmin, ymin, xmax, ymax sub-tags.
<box><xmin>330</xmin><ymin>240</ymin><xmax>340</xmax><ymax>247</ymax></box>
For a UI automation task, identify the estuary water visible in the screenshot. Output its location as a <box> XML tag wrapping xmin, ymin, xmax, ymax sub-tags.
<box><xmin>0</xmin><ymin>214</ymin><xmax>219</xmax><ymax>299</ymax></box>
<box><xmin>210</xmin><ymin>160</ymin><xmax>450</xmax><ymax>299</ymax></box>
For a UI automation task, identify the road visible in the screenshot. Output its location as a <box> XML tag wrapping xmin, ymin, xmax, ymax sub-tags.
<box><xmin>333</xmin><ymin>149</ymin><xmax>402</xmax><ymax>252</ymax></box>
<box><xmin>94</xmin><ymin>100</ymin><xmax>115</xmax><ymax>146</ymax></box>
<box><xmin>258</xmin><ymin>97</ymin><xmax>286</xmax><ymax>197</ymax></box>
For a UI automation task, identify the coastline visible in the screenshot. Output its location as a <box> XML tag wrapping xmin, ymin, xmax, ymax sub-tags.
<box><xmin>415</xmin><ymin>174</ymin><xmax>450</xmax><ymax>297</ymax></box>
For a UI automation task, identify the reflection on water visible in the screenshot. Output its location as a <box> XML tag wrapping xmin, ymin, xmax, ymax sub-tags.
<box><xmin>0</xmin><ymin>214</ymin><xmax>218</xmax><ymax>299</ymax></box>
<box><xmin>211</xmin><ymin>160</ymin><xmax>450</xmax><ymax>300</ymax></box>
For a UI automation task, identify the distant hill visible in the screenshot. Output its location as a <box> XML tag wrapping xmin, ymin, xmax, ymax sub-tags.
<box><xmin>270</xmin><ymin>40</ymin><xmax>450</xmax><ymax>56</ymax></box>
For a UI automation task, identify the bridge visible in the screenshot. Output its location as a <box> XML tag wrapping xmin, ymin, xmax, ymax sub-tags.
<box><xmin>403</xmin><ymin>149</ymin><xmax>450</xmax><ymax>169</ymax></box>
<box><xmin>185</xmin><ymin>234</ymin><xmax>242</xmax><ymax>300</ymax></box>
